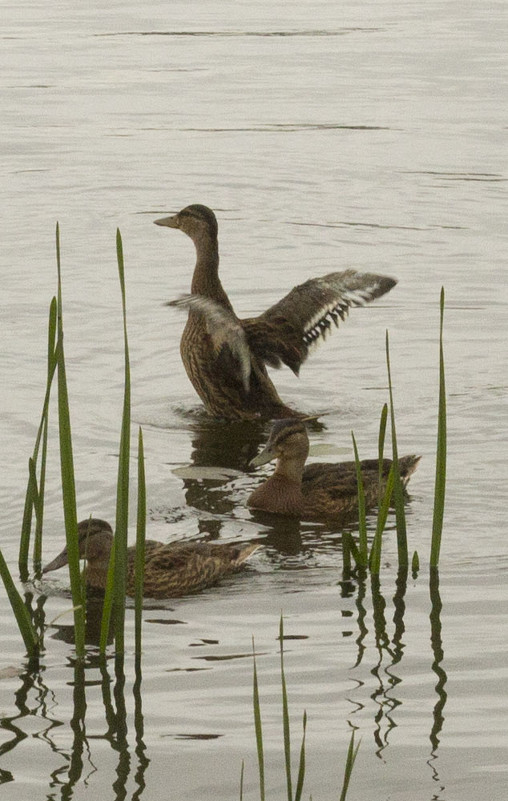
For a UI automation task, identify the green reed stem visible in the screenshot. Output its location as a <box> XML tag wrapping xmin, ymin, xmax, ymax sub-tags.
<box><xmin>368</xmin><ymin>404</ymin><xmax>390</xmax><ymax>575</ymax></box>
<box><xmin>239</xmin><ymin>760</ymin><xmax>245</xmax><ymax>801</ymax></box>
<box><xmin>112</xmin><ymin>229</ymin><xmax>131</xmax><ymax>656</ymax></box>
<box><xmin>279</xmin><ymin>615</ymin><xmax>293</xmax><ymax>801</ymax></box>
<box><xmin>377</xmin><ymin>403</ymin><xmax>388</xmax><ymax>504</ymax></box>
<box><xmin>0</xmin><ymin>549</ymin><xmax>39</xmax><ymax>660</ymax></box>
<box><xmin>351</xmin><ymin>432</ymin><xmax>368</xmax><ymax>566</ymax></box>
<box><xmin>33</xmin><ymin>414</ymin><xmax>49</xmax><ymax>569</ymax></box>
<box><xmin>19</xmin><ymin>297</ymin><xmax>58</xmax><ymax>578</ymax></box>
<box><xmin>55</xmin><ymin>223</ymin><xmax>85</xmax><ymax>658</ymax></box>
<box><xmin>100</xmin><ymin>539</ymin><xmax>116</xmax><ymax>653</ymax></box>
<box><xmin>369</xmin><ymin>464</ymin><xmax>394</xmax><ymax>575</ymax></box>
<box><xmin>101</xmin><ymin>230</ymin><xmax>131</xmax><ymax>656</ymax></box>
<box><xmin>294</xmin><ymin>711</ymin><xmax>307</xmax><ymax>801</ymax></box>
<box><xmin>385</xmin><ymin>330</ymin><xmax>408</xmax><ymax>567</ymax></box>
<box><xmin>430</xmin><ymin>288</ymin><xmax>447</xmax><ymax>568</ymax></box>
<box><xmin>338</xmin><ymin>731</ymin><xmax>360</xmax><ymax>801</ymax></box>
<box><xmin>252</xmin><ymin>637</ymin><xmax>265</xmax><ymax>801</ymax></box>
<box><xmin>19</xmin><ymin>459</ymin><xmax>38</xmax><ymax>578</ymax></box>
<box><xmin>134</xmin><ymin>427</ymin><xmax>146</xmax><ymax>657</ymax></box>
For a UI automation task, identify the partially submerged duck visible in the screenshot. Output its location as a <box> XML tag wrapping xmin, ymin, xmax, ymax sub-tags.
<box><xmin>155</xmin><ymin>204</ymin><xmax>397</xmax><ymax>420</ymax></box>
<box><xmin>248</xmin><ymin>419</ymin><xmax>420</xmax><ymax>522</ymax></box>
<box><xmin>43</xmin><ymin>519</ymin><xmax>259</xmax><ymax>599</ymax></box>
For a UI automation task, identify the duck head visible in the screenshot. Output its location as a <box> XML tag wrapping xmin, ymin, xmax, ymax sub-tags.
<box><xmin>154</xmin><ymin>204</ymin><xmax>218</xmax><ymax>242</ymax></box>
<box><xmin>250</xmin><ymin>419</ymin><xmax>310</xmax><ymax>469</ymax></box>
<box><xmin>43</xmin><ymin>518</ymin><xmax>114</xmax><ymax>574</ymax></box>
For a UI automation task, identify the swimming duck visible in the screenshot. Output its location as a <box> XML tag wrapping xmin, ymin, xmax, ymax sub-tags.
<box><xmin>155</xmin><ymin>204</ymin><xmax>397</xmax><ymax>420</ymax></box>
<box><xmin>43</xmin><ymin>519</ymin><xmax>259</xmax><ymax>599</ymax></box>
<box><xmin>247</xmin><ymin>419</ymin><xmax>420</xmax><ymax>522</ymax></box>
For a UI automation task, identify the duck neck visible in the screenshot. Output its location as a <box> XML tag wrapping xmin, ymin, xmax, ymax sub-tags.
<box><xmin>190</xmin><ymin>234</ymin><xmax>231</xmax><ymax>308</ymax></box>
<box><xmin>273</xmin><ymin>455</ymin><xmax>306</xmax><ymax>485</ymax></box>
<box><xmin>84</xmin><ymin>561</ymin><xmax>109</xmax><ymax>592</ymax></box>
<box><xmin>249</xmin><ymin>469</ymin><xmax>305</xmax><ymax>516</ymax></box>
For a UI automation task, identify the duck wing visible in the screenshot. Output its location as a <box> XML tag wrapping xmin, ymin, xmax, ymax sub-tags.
<box><xmin>168</xmin><ymin>294</ymin><xmax>252</xmax><ymax>391</ymax></box>
<box><xmin>302</xmin><ymin>456</ymin><xmax>418</xmax><ymax>497</ymax></box>
<box><xmin>168</xmin><ymin>269</ymin><xmax>396</xmax><ymax>387</ymax></box>
<box><xmin>143</xmin><ymin>541</ymin><xmax>259</xmax><ymax>572</ymax></box>
<box><xmin>243</xmin><ymin>270</ymin><xmax>397</xmax><ymax>375</ymax></box>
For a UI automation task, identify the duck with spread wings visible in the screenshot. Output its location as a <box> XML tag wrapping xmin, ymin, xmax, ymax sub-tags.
<box><xmin>155</xmin><ymin>204</ymin><xmax>397</xmax><ymax>420</ymax></box>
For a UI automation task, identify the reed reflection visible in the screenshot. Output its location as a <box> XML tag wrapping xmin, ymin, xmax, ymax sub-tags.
<box><xmin>0</xmin><ymin>660</ymin><xmax>84</xmax><ymax>794</ymax></box>
<box><xmin>0</xmin><ymin>605</ymin><xmax>148</xmax><ymax>798</ymax></box>
<box><xmin>47</xmin><ymin>597</ymin><xmax>113</xmax><ymax>649</ymax></box>
<box><xmin>428</xmin><ymin>569</ymin><xmax>447</xmax><ymax>767</ymax></box>
<box><xmin>52</xmin><ymin>655</ymin><xmax>148</xmax><ymax>800</ymax></box>
<box><xmin>59</xmin><ymin>661</ymin><xmax>88</xmax><ymax>801</ymax></box>
<box><xmin>345</xmin><ymin>568</ymin><xmax>408</xmax><ymax>756</ymax></box>
<box><xmin>132</xmin><ymin>660</ymin><xmax>149</xmax><ymax>801</ymax></box>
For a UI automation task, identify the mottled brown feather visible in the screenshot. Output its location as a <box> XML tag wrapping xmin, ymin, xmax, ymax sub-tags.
<box><xmin>248</xmin><ymin>419</ymin><xmax>420</xmax><ymax>523</ymax></box>
<box><xmin>43</xmin><ymin>519</ymin><xmax>259</xmax><ymax>599</ymax></box>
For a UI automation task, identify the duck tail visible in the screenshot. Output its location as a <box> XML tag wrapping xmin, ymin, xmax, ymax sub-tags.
<box><xmin>399</xmin><ymin>454</ymin><xmax>421</xmax><ymax>485</ymax></box>
<box><xmin>233</xmin><ymin>542</ymin><xmax>261</xmax><ymax>566</ymax></box>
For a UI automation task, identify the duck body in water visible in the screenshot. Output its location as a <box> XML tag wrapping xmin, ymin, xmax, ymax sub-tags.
<box><xmin>43</xmin><ymin>519</ymin><xmax>259</xmax><ymax>599</ymax></box>
<box><xmin>155</xmin><ymin>204</ymin><xmax>397</xmax><ymax>421</ymax></box>
<box><xmin>248</xmin><ymin>419</ymin><xmax>420</xmax><ymax>523</ymax></box>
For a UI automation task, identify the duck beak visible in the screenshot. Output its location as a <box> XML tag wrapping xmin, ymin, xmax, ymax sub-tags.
<box><xmin>250</xmin><ymin>445</ymin><xmax>277</xmax><ymax>468</ymax></box>
<box><xmin>42</xmin><ymin>546</ymin><xmax>69</xmax><ymax>574</ymax></box>
<box><xmin>154</xmin><ymin>214</ymin><xmax>179</xmax><ymax>228</ymax></box>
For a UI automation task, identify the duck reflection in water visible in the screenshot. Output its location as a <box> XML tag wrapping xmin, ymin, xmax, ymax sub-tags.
<box><xmin>43</xmin><ymin>519</ymin><xmax>260</xmax><ymax>600</ymax></box>
<box><xmin>155</xmin><ymin>204</ymin><xmax>397</xmax><ymax>421</ymax></box>
<box><xmin>174</xmin><ymin>414</ymin><xmax>325</xmax><ymax>522</ymax></box>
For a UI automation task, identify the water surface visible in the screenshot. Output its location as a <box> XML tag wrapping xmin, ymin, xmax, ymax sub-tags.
<box><xmin>1</xmin><ymin>1</ymin><xmax>507</xmax><ymax>799</ymax></box>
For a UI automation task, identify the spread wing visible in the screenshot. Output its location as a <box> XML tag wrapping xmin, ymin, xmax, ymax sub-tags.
<box><xmin>168</xmin><ymin>269</ymin><xmax>396</xmax><ymax>388</ymax></box>
<box><xmin>168</xmin><ymin>294</ymin><xmax>252</xmax><ymax>391</ymax></box>
<box><xmin>243</xmin><ymin>270</ymin><xmax>396</xmax><ymax>375</ymax></box>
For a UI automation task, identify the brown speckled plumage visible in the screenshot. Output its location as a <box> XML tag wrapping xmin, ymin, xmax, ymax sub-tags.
<box><xmin>155</xmin><ymin>204</ymin><xmax>397</xmax><ymax>420</ymax></box>
<box><xmin>248</xmin><ymin>419</ymin><xmax>420</xmax><ymax>522</ymax></box>
<box><xmin>43</xmin><ymin>519</ymin><xmax>259</xmax><ymax>599</ymax></box>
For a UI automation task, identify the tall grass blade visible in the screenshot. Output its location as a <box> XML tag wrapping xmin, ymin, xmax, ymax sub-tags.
<box><xmin>134</xmin><ymin>427</ymin><xmax>146</xmax><ymax>659</ymax></box>
<box><xmin>351</xmin><ymin>432</ymin><xmax>368</xmax><ymax>566</ymax></box>
<box><xmin>19</xmin><ymin>297</ymin><xmax>58</xmax><ymax>577</ymax></box>
<box><xmin>19</xmin><ymin>460</ymin><xmax>38</xmax><ymax>579</ymax></box>
<box><xmin>252</xmin><ymin>637</ymin><xmax>265</xmax><ymax>801</ymax></box>
<box><xmin>377</xmin><ymin>403</ymin><xmax>388</xmax><ymax>503</ymax></box>
<box><xmin>239</xmin><ymin>760</ymin><xmax>245</xmax><ymax>801</ymax></box>
<box><xmin>0</xmin><ymin>549</ymin><xmax>39</xmax><ymax>660</ymax></box>
<box><xmin>111</xmin><ymin>228</ymin><xmax>131</xmax><ymax>656</ymax></box>
<box><xmin>100</xmin><ymin>230</ymin><xmax>131</xmax><ymax>655</ymax></box>
<box><xmin>55</xmin><ymin>223</ymin><xmax>85</xmax><ymax>657</ymax></box>
<box><xmin>339</xmin><ymin>731</ymin><xmax>360</xmax><ymax>801</ymax></box>
<box><xmin>294</xmin><ymin>711</ymin><xmax>307</xmax><ymax>801</ymax></box>
<box><xmin>99</xmin><ymin>539</ymin><xmax>117</xmax><ymax>653</ymax></box>
<box><xmin>279</xmin><ymin>615</ymin><xmax>293</xmax><ymax>801</ymax></box>
<box><xmin>385</xmin><ymin>330</ymin><xmax>408</xmax><ymax>567</ymax></box>
<box><xmin>430</xmin><ymin>288</ymin><xmax>447</xmax><ymax>568</ymax></box>
<box><xmin>34</xmin><ymin>297</ymin><xmax>58</xmax><ymax>568</ymax></box>
<box><xmin>33</xmin><ymin>414</ymin><xmax>49</xmax><ymax>569</ymax></box>
<box><xmin>369</xmin><ymin>464</ymin><xmax>394</xmax><ymax>575</ymax></box>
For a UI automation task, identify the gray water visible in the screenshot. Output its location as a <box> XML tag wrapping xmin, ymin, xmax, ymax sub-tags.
<box><xmin>1</xmin><ymin>1</ymin><xmax>507</xmax><ymax>799</ymax></box>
